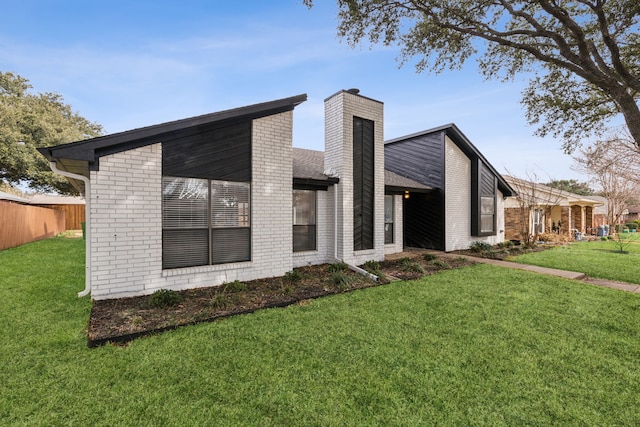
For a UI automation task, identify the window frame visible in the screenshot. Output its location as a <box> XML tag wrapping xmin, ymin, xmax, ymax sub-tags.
<box><xmin>293</xmin><ymin>189</ymin><xmax>317</xmax><ymax>252</ymax></box>
<box><xmin>384</xmin><ymin>194</ymin><xmax>394</xmax><ymax>244</ymax></box>
<box><xmin>471</xmin><ymin>160</ymin><xmax>498</xmax><ymax>237</ymax></box>
<box><xmin>162</xmin><ymin>176</ymin><xmax>251</xmax><ymax>269</ymax></box>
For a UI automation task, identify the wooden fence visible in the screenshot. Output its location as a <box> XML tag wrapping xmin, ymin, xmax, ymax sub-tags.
<box><xmin>37</xmin><ymin>204</ymin><xmax>85</xmax><ymax>230</ymax></box>
<box><xmin>0</xmin><ymin>201</ymin><xmax>65</xmax><ymax>251</ymax></box>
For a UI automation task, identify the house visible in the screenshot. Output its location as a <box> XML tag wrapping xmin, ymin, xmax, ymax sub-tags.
<box><xmin>503</xmin><ymin>176</ymin><xmax>603</xmax><ymax>240</ymax></box>
<box><xmin>384</xmin><ymin>124</ymin><xmax>515</xmax><ymax>251</ymax></box>
<box><xmin>40</xmin><ymin>89</ymin><xmax>510</xmax><ymax>300</ymax></box>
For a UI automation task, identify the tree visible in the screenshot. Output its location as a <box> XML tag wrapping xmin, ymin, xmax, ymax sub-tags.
<box><xmin>544</xmin><ymin>179</ymin><xmax>594</xmax><ymax>196</ymax></box>
<box><xmin>0</xmin><ymin>71</ymin><xmax>102</xmax><ymax>195</ymax></box>
<box><xmin>305</xmin><ymin>0</ymin><xmax>640</xmax><ymax>152</ymax></box>
<box><xmin>572</xmin><ymin>132</ymin><xmax>640</xmax><ymax>230</ymax></box>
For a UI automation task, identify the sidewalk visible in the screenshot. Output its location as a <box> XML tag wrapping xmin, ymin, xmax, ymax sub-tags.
<box><xmin>413</xmin><ymin>250</ymin><xmax>640</xmax><ymax>294</ymax></box>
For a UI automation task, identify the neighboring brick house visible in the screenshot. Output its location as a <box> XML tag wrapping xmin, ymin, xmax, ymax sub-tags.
<box><xmin>503</xmin><ymin>176</ymin><xmax>603</xmax><ymax>240</ymax></box>
<box><xmin>40</xmin><ymin>89</ymin><xmax>510</xmax><ymax>300</ymax></box>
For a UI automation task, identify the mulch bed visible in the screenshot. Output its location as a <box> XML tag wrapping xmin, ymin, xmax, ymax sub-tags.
<box><xmin>88</xmin><ymin>252</ymin><xmax>475</xmax><ymax>347</ymax></box>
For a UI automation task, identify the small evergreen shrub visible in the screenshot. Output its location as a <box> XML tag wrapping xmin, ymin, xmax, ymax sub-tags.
<box><xmin>148</xmin><ymin>289</ymin><xmax>183</xmax><ymax>308</ymax></box>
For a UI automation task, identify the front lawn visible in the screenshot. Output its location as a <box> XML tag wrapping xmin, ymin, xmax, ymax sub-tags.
<box><xmin>1</xmin><ymin>238</ymin><xmax>639</xmax><ymax>425</ymax></box>
<box><xmin>512</xmin><ymin>236</ymin><xmax>640</xmax><ymax>284</ymax></box>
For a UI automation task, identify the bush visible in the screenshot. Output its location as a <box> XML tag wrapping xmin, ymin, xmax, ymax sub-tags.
<box><xmin>363</xmin><ymin>260</ymin><xmax>381</xmax><ymax>273</ymax></box>
<box><xmin>400</xmin><ymin>258</ymin><xmax>425</xmax><ymax>274</ymax></box>
<box><xmin>331</xmin><ymin>272</ymin><xmax>353</xmax><ymax>290</ymax></box>
<box><xmin>422</xmin><ymin>253</ymin><xmax>438</xmax><ymax>261</ymax></box>
<box><xmin>496</xmin><ymin>240</ymin><xmax>514</xmax><ymax>249</ymax></box>
<box><xmin>625</xmin><ymin>223</ymin><xmax>638</xmax><ymax>230</ymax></box>
<box><xmin>329</xmin><ymin>261</ymin><xmax>349</xmax><ymax>273</ymax></box>
<box><xmin>284</xmin><ymin>270</ymin><xmax>302</xmax><ymax>284</ymax></box>
<box><xmin>223</xmin><ymin>280</ymin><xmax>246</xmax><ymax>293</ymax></box>
<box><xmin>469</xmin><ymin>241</ymin><xmax>493</xmax><ymax>253</ymax></box>
<box><xmin>148</xmin><ymin>289</ymin><xmax>183</xmax><ymax>308</ymax></box>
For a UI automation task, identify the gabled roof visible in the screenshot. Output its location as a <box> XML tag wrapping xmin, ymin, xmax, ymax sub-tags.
<box><xmin>503</xmin><ymin>176</ymin><xmax>603</xmax><ymax>207</ymax></box>
<box><xmin>385</xmin><ymin>123</ymin><xmax>515</xmax><ymax>197</ymax></box>
<box><xmin>38</xmin><ymin>94</ymin><xmax>308</xmax><ymax>179</ymax></box>
<box><xmin>292</xmin><ymin>147</ymin><xmax>431</xmax><ymax>192</ymax></box>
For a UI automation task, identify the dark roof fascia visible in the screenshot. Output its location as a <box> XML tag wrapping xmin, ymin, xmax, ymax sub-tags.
<box><xmin>293</xmin><ymin>177</ymin><xmax>339</xmax><ymax>191</ymax></box>
<box><xmin>38</xmin><ymin>94</ymin><xmax>308</xmax><ymax>168</ymax></box>
<box><xmin>385</xmin><ymin>123</ymin><xmax>515</xmax><ymax>197</ymax></box>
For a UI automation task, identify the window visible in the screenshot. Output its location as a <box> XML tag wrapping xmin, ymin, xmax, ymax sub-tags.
<box><xmin>161</xmin><ymin>122</ymin><xmax>252</xmax><ymax>269</ymax></box>
<box><xmin>480</xmin><ymin>196</ymin><xmax>495</xmax><ymax>234</ymax></box>
<box><xmin>293</xmin><ymin>189</ymin><xmax>316</xmax><ymax>252</ymax></box>
<box><xmin>162</xmin><ymin>177</ymin><xmax>251</xmax><ymax>269</ymax></box>
<box><xmin>533</xmin><ymin>208</ymin><xmax>544</xmax><ymax>234</ymax></box>
<box><xmin>472</xmin><ymin>161</ymin><xmax>497</xmax><ymax>236</ymax></box>
<box><xmin>384</xmin><ymin>195</ymin><xmax>394</xmax><ymax>244</ymax></box>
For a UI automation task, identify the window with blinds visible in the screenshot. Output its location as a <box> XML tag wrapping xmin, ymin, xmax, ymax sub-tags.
<box><xmin>472</xmin><ymin>160</ymin><xmax>497</xmax><ymax>236</ymax></box>
<box><xmin>162</xmin><ymin>177</ymin><xmax>251</xmax><ymax>269</ymax></box>
<box><xmin>293</xmin><ymin>189</ymin><xmax>316</xmax><ymax>252</ymax></box>
<box><xmin>384</xmin><ymin>195</ymin><xmax>394</xmax><ymax>244</ymax></box>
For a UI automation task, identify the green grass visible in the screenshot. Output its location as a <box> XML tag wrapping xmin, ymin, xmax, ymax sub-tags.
<box><xmin>2</xmin><ymin>238</ymin><xmax>640</xmax><ymax>425</ymax></box>
<box><xmin>513</xmin><ymin>236</ymin><xmax>640</xmax><ymax>284</ymax></box>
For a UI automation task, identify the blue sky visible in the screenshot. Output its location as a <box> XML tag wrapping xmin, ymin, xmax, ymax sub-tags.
<box><xmin>2</xmin><ymin>0</ymin><xmax>591</xmax><ymax>181</ymax></box>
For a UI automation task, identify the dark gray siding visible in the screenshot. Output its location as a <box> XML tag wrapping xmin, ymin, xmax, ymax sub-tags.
<box><xmin>162</xmin><ymin>121</ymin><xmax>251</xmax><ymax>181</ymax></box>
<box><xmin>385</xmin><ymin>131</ymin><xmax>445</xmax><ymax>250</ymax></box>
<box><xmin>353</xmin><ymin>117</ymin><xmax>375</xmax><ymax>251</ymax></box>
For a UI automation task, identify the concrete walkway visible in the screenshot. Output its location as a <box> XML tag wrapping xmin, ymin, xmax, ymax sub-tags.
<box><xmin>396</xmin><ymin>249</ymin><xmax>640</xmax><ymax>294</ymax></box>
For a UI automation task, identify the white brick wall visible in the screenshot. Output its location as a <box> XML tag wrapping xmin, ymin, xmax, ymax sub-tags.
<box><xmin>444</xmin><ymin>137</ymin><xmax>505</xmax><ymax>251</ymax></box>
<box><xmin>89</xmin><ymin>111</ymin><xmax>296</xmax><ymax>300</ymax></box>
<box><xmin>324</xmin><ymin>90</ymin><xmax>386</xmax><ymax>266</ymax></box>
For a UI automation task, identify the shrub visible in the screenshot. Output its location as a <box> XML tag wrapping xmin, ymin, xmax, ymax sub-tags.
<box><xmin>223</xmin><ymin>280</ymin><xmax>246</xmax><ymax>293</ymax></box>
<box><xmin>329</xmin><ymin>261</ymin><xmax>349</xmax><ymax>273</ymax></box>
<box><xmin>422</xmin><ymin>253</ymin><xmax>438</xmax><ymax>261</ymax></box>
<box><xmin>601</xmin><ymin>236</ymin><xmax>608</xmax><ymax>241</ymax></box>
<box><xmin>469</xmin><ymin>241</ymin><xmax>493</xmax><ymax>253</ymax></box>
<box><xmin>331</xmin><ymin>272</ymin><xmax>353</xmax><ymax>290</ymax></box>
<box><xmin>400</xmin><ymin>258</ymin><xmax>425</xmax><ymax>274</ymax></box>
<box><xmin>210</xmin><ymin>294</ymin><xmax>228</xmax><ymax>309</ymax></box>
<box><xmin>625</xmin><ymin>222</ymin><xmax>638</xmax><ymax>230</ymax></box>
<box><xmin>432</xmin><ymin>259</ymin><xmax>449</xmax><ymax>269</ymax></box>
<box><xmin>496</xmin><ymin>240</ymin><xmax>514</xmax><ymax>249</ymax></box>
<box><xmin>284</xmin><ymin>270</ymin><xmax>302</xmax><ymax>284</ymax></box>
<box><xmin>148</xmin><ymin>289</ymin><xmax>183</xmax><ymax>308</ymax></box>
<box><xmin>363</xmin><ymin>260</ymin><xmax>381</xmax><ymax>273</ymax></box>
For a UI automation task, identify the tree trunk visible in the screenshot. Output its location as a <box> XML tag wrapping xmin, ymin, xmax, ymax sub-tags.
<box><xmin>614</xmin><ymin>90</ymin><xmax>640</xmax><ymax>151</ymax></box>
